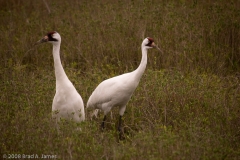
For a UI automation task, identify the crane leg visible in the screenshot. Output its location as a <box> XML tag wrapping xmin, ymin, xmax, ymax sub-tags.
<box><xmin>118</xmin><ymin>115</ymin><xmax>124</xmax><ymax>140</ymax></box>
<box><xmin>101</xmin><ymin>115</ymin><xmax>107</xmax><ymax>130</ymax></box>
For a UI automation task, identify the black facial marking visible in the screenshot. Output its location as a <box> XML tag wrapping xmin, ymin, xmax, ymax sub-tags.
<box><xmin>47</xmin><ymin>31</ymin><xmax>58</xmax><ymax>42</ymax></box>
<box><xmin>146</xmin><ymin>37</ymin><xmax>154</xmax><ymax>46</ymax></box>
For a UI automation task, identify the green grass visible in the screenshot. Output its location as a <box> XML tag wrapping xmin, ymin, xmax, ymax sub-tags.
<box><xmin>0</xmin><ymin>0</ymin><xmax>240</xmax><ymax>159</ymax></box>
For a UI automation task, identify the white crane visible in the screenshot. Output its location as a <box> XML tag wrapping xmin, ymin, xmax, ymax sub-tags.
<box><xmin>87</xmin><ymin>37</ymin><xmax>161</xmax><ymax>138</ymax></box>
<box><xmin>36</xmin><ymin>31</ymin><xmax>85</xmax><ymax>124</ymax></box>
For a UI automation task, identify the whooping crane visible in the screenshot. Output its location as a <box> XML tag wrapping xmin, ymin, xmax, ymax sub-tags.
<box><xmin>86</xmin><ymin>37</ymin><xmax>161</xmax><ymax>139</ymax></box>
<box><xmin>36</xmin><ymin>31</ymin><xmax>85</xmax><ymax>125</ymax></box>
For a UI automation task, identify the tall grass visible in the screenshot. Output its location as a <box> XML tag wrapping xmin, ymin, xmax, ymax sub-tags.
<box><xmin>1</xmin><ymin>0</ymin><xmax>239</xmax><ymax>74</ymax></box>
<box><xmin>0</xmin><ymin>0</ymin><xmax>239</xmax><ymax>159</ymax></box>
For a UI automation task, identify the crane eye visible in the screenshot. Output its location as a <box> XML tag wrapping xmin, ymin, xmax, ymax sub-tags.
<box><xmin>146</xmin><ymin>40</ymin><xmax>152</xmax><ymax>46</ymax></box>
<box><xmin>47</xmin><ymin>33</ymin><xmax>58</xmax><ymax>42</ymax></box>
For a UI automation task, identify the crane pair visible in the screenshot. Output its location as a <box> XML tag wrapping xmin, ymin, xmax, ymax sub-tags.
<box><xmin>36</xmin><ymin>31</ymin><xmax>162</xmax><ymax>139</ymax></box>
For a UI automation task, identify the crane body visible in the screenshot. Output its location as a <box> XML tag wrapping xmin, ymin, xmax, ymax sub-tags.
<box><xmin>36</xmin><ymin>31</ymin><xmax>85</xmax><ymax>124</ymax></box>
<box><xmin>87</xmin><ymin>37</ymin><xmax>161</xmax><ymax>138</ymax></box>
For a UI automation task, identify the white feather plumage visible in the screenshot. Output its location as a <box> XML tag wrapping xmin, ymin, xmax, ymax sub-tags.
<box><xmin>36</xmin><ymin>31</ymin><xmax>85</xmax><ymax>123</ymax></box>
<box><xmin>87</xmin><ymin>37</ymin><xmax>160</xmax><ymax>137</ymax></box>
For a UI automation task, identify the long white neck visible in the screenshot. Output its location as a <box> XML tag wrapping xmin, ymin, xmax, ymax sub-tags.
<box><xmin>52</xmin><ymin>43</ymin><xmax>69</xmax><ymax>85</ymax></box>
<box><xmin>133</xmin><ymin>46</ymin><xmax>148</xmax><ymax>81</ymax></box>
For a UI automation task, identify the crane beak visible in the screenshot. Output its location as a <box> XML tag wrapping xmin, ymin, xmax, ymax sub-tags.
<box><xmin>151</xmin><ymin>42</ymin><xmax>163</xmax><ymax>53</ymax></box>
<box><xmin>34</xmin><ymin>36</ymin><xmax>48</xmax><ymax>45</ymax></box>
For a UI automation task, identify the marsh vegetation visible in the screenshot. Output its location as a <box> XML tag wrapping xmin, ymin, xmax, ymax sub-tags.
<box><xmin>0</xmin><ymin>0</ymin><xmax>239</xmax><ymax>159</ymax></box>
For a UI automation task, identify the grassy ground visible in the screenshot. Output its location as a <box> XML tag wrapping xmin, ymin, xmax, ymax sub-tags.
<box><xmin>0</xmin><ymin>0</ymin><xmax>240</xmax><ymax>159</ymax></box>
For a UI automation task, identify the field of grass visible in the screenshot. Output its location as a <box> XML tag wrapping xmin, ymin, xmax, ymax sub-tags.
<box><xmin>0</xmin><ymin>0</ymin><xmax>240</xmax><ymax>159</ymax></box>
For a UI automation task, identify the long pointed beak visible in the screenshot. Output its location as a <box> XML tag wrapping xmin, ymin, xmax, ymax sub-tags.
<box><xmin>151</xmin><ymin>42</ymin><xmax>163</xmax><ymax>53</ymax></box>
<box><xmin>34</xmin><ymin>36</ymin><xmax>48</xmax><ymax>45</ymax></box>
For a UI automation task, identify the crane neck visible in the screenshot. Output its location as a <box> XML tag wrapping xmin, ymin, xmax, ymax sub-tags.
<box><xmin>52</xmin><ymin>43</ymin><xmax>69</xmax><ymax>85</ymax></box>
<box><xmin>133</xmin><ymin>46</ymin><xmax>148</xmax><ymax>81</ymax></box>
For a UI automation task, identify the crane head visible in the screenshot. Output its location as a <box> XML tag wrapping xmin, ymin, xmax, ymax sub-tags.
<box><xmin>143</xmin><ymin>37</ymin><xmax>163</xmax><ymax>53</ymax></box>
<box><xmin>35</xmin><ymin>31</ymin><xmax>61</xmax><ymax>45</ymax></box>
